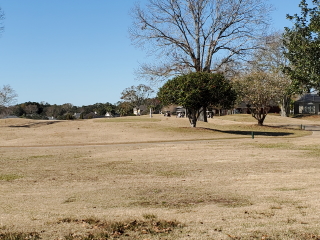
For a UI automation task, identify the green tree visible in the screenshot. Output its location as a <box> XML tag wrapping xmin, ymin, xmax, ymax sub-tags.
<box><xmin>145</xmin><ymin>97</ymin><xmax>163</xmax><ymax>114</ymax></box>
<box><xmin>116</xmin><ymin>101</ymin><xmax>134</xmax><ymax>117</ymax></box>
<box><xmin>93</xmin><ymin>103</ymin><xmax>107</xmax><ymax>116</ymax></box>
<box><xmin>283</xmin><ymin>0</ymin><xmax>320</xmax><ymax>92</ymax></box>
<box><xmin>120</xmin><ymin>84</ymin><xmax>154</xmax><ymax>116</ymax></box>
<box><xmin>157</xmin><ymin>72</ymin><xmax>236</xmax><ymax>127</ymax></box>
<box><xmin>104</xmin><ymin>102</ymin><xmax>116</xmax><ymax>116</ymax></box>
<box><xmin>234</xmin><ymin>72</ymin><xmax>288</xmax><ymax>126</ymax></box>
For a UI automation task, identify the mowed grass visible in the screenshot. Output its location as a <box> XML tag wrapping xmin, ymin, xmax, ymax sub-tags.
<box><xmin>0</xmin><ymin>114</ymin><xmax>311</xmax><ymax>147</ymax></box>
<box><xmin>0</xmin><ymin>114</ymin><xmax>320</xmax><ymax>239</ymax></box>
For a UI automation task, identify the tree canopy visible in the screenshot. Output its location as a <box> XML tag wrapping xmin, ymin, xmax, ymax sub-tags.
<box><xmin>234</xmin><ymin>71</ymin><xmax>288</xmax><ymax>126</ymax></box>
<box><xmin>157</xmin><ymin>72</ymin><xmax>236</xmax><ymax>127</ymax></box>
<box><xmin>284</xmin><ymin>0</ymin><xmax>320</xmax><ymax>93</ymax></box>
<box><xmin>120</xmin><ymin>84</ymin><xmax>154</xmax><ymax>107</ymax></box>
<box><xmin>246</xmin><ymin>33</ymin><xmax>293</xmax><ymax>117</ymax></box>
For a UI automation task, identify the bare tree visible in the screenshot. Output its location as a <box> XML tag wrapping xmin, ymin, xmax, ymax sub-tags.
<box><xmin>46</xmin><ymin>105</ymin><xmax>60</xmax><ymax>118</ymax></box>
<box><xmin>130</xmin><ymin>0</ymin><xmax>272</xmax><ymax>83</ymax></box>
<box><xmin>234</xmin><ymin>71</ymin><xmax>288</xmax><ymax>125</ymax></box>
<box><xmin>246</xmin><ymin>32</ymin><xmax>293</xmax><ymax>117</ymax></box>
<box><xmin>24</xmin><ymin>104</ymin><xmax>38</xmax><ymax>115</ymax></box>
<box><xmin>0</xmin><ymin>85</ymin><xmax>18</xmax><ymax>107</ymax></box>
<box><xmin>120</xmin><ymin>84</ymin><xmax>154</xmax><ymax>107</ymax></box>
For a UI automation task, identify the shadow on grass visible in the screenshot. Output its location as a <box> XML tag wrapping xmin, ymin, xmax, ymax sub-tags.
<box><xmin>200</xmin><ymin>127</ymin><xmax>293</xmax><ymax>137</ymax></box>
<box><xmin>8</xmin><ymin>121</ymin><xmax>60</xmax><ymax>128</ymax></box>
<box><xmin>292</xmin><ymin>114</ymin><xmax>313</xmax><ymax>119</ymax></box>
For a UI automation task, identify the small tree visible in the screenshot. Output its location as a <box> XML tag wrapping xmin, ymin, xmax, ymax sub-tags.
<box><xmin>234</xmin><ymin>72</ymin><xmax>287</xmax><ymax>126</ymax></box>
<box><xmin>247</xmin><ymin>33</ymin><xmax>294</xmax><ymax>117</ymax></box>
<box><xmin>0</xmin><ymin>85</ymin><xmax>18</xmax><ymax>107</ymax></box>
<box><xmin>158</xmin><ymin>72</ymin><xmax>236</xmax><ymax>127</ymax></box>
<box><xmin>120</xmin><ymin>84</ymin><xmax>154</xmax><ymax>107</ymax></box>
<box><xmin>116</xmin><ymin>101</ymin><xmax>134</xmax><ymax>117</ymax></box>
<box><xmin>104</xmin><ymin>102</ymin><xmax>116</xmax><ymax>116</ymax></box>
<box><xmin>145</xmin><ymin>97</ymin><xmax>162</xmax><ymax>114</ymax></box>
<box><xmin>0</xmin><ymin>85</ymin><xmax>18</xmax><ymax>117</ymax></box>
<box><xmin>45</xmin><ymin>105</ymin><xmax>60</xmax><ymax>118</ymax></box>
<box><xmin>24</xmin><ymin>104</ymin><xmax>38</xmax><ymax>115</ymax></box>
<box><xmin>93</xmin><ymin>103</ymin><xmax>107</xmax><ymax>116</ymax></box>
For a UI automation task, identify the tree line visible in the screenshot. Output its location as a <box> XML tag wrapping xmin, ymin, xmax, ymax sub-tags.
<box><xmin>1</xmin><ymin>0</ymin><xmax>319</xmax><ymax>127</ymax></box>
<box><xmin>0</xmin><ymin>100</ymin><xmax>116</xmax><ymax>120</ymax></box>
<box><xmin>0</xmin><ymin>84</ymin><xmax>162</xmax><ymax>120</ymax></box>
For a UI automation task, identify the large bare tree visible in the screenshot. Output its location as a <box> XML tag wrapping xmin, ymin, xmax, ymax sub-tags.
<box><xmin>130</xmin><ymin>0</ymin><xmax>272</xmax><ymax>83</ymax></box>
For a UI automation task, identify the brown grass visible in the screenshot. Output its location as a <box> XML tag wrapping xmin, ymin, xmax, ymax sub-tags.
<box><xmin>1</xmin><ymin>114</ymin><xmax>320</xmax><ymax>239</ymax></box>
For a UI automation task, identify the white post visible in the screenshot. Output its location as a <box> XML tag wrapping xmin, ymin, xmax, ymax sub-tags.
<box><xmin>150</xmin><ymin>108</ymin><xmax>152</xmax><ymax>118</ymax></box>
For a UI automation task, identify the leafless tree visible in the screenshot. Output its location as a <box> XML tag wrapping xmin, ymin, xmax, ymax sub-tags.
<box><xmin>245</xmin><ymin>32</ymin><xmax>293</xmax><ymax>117</ymax></box>
<box><xmin>62</xmin><ymin>103</ymin><xmax>73</xmax><ymax>113</ymax></box>
<box><xmin>130</xmin><ymin>0</ymin><xmax>272</xmax><ymax>83</ymax></box>
<box><xmin>45</xmin><ymin>105</ymin><xmax>60</xmax><ymax>118</ymax></box>
<box><xmin>0</xmin><ymin>85</ymin><xmax>18</xmax><ymax>107</ymax></box>
<box><xmin>24</xmin><ymin>104</ymin><xmax>38</xmax><ymax>115</ymax></box>
<box><xmin>234</xmin><ymin>71</ymin><xmax>288</xmax><ymax>125</ymax></box>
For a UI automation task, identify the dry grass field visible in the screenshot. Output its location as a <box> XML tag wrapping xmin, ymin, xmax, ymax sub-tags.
<box><xmin>1</xmin><ymin>114</ymin><xmax>320</xmax><ymax>239</ymax></box>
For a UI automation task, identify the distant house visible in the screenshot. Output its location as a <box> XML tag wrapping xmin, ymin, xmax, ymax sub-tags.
<box><xmin>105</xmin><ymin>112</ymin><xmax>113</xmax><ymax>117</ymax></box>
<box><xmin>175</xmin><ymin>106</ymin><xmax>186</xmax><ymax>117</ymax></box>
<box><xmin>1</xmin><ymin>115</ymin><xmax>18</xmax><ymax>119</ymax></box>
<box><xmin>133</xmin><ymin>105</ymin><xmax>148</xmax><ymax>115</ymax></box>
<box><xmin>74</xmin><ymin>113</ymin><xmax>81</xmax><ymax>119</ymax></box>
<box><xmin>161</xmin><ymin>105</ymin><xmax>186</xmax><ymax>116</ymax></box>
<box><xmin>294</xmin><ymin>94</ymin><xmax>320</xmax><ymax>114</ymax></box>
<box><xmin>233</xmin><ymin>101</ymin><xmax>281</xmax><ymax>115</ymax></box>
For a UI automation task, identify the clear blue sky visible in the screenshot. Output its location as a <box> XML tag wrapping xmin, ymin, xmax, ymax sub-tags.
<box><xmin>0</xmin><ymin>0</ymin><xmax>311</xmax><ymax>106</ymax></box>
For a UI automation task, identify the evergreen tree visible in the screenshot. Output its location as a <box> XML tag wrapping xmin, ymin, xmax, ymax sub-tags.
<box><xmin>284</xmin><ymin>0</ymin><xmax>320</xmax><ymax>93</ymax></box>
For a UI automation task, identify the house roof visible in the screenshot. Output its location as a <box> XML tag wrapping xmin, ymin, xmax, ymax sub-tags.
<box><xmin>296</xmin><ymin>94</ymin><xmax>320</xmax><ymax>103</ymax></box>
<box><xmin>1</xmin><ymin>115</ymin><xmax>18</xmax><ymax>119</ymax></box>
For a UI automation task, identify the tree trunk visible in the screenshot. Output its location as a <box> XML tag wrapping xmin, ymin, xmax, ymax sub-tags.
<box><xmin>252</xmin><ymin>108</ymin><xmax>267</xmax><ymax>126</ymax></box>
<box><xmin>187</xmin><ymin>109</ymin><xmax>197</xmax><ymax>127</ymax></box>
<box><xmin>280</xmin><ymin>95</ymin><xmax>291</xmax><ymax>117</ymax></box>
<box><xmin>203</xmin><ymin>106</ymin><xmax>208</xmax><ymax>122</ymax></box>
<box><xmin>198</xmin><ymin>106</ymin><xmax>208</xmax><ymax>122</ymax></box>
<box><xmin>257</xmin><ymin>118</ymin><xmax>264</xmax><ymax>126</ymax></box>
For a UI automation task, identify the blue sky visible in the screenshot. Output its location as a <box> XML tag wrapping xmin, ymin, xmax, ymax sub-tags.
<box><xmin>0</xmin><ymin>0</ymin><xmax>311</xmax><ymax>106</ymax></box>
